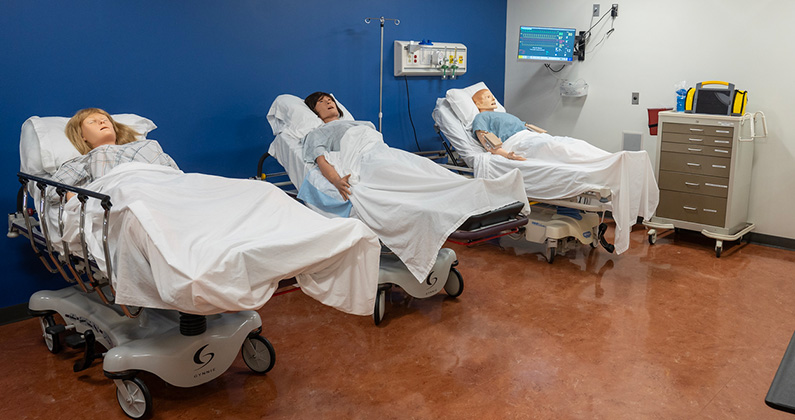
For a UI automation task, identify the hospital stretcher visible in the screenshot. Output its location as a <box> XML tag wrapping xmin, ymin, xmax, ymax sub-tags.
<box><xmin>256</xmin><ymin>131</ymin><xmax>528</xmax><ymax>325</ymax></box>
<box><xmin>9</xmin><ymin>172</ymin><xmax>274</xmax><ymax>419</ymax></box>
<box><xmin>432</xmin><ymin>97</ymin><xmax>615</xmax><ymax>263</ymax></box>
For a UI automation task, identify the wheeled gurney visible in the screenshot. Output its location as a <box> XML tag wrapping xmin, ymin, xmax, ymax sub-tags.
<box><xmin>9</xmin><ymin>173</ymin><xmax>274</xmax><ymax>419</ymax></box>
<box><xmin>261</xmin><ymin>94</ymin><xmax>530</xmax><ymax>324</ymax></box>
<box><xmin>11</xmin><ymin>113</ymin><xmax>381</xmax><ymax>418</ymax></box>
<box><xmin>433</xmin><ymin>97</ymin><xmax>615</xmax><ymax>263</ymax></box>
<box><xmin>432</xmin><ymin>82</ymin><xmax>659</xmax><ymax>261</ymax></box>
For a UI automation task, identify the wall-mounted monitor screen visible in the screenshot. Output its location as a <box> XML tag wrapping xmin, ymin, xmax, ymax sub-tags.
<box><xmin>518</xmin><ymin>26</ymin><xmax>576</xmax><ymax>64</ymax></box>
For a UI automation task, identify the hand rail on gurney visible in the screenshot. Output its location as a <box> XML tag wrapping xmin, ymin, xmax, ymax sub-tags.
<box><xmin>447</xmin><ymin>201</ymin><xmax>529</xmax><ymax>246</ymax></box>
<box><xmin>13</xmin><ymin>172</ymin><xmax>141</xmax><ymax>318</ymax></box>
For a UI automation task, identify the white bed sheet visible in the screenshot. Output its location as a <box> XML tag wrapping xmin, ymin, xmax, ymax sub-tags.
<box><xmin>267</xmin><ymin>126</ymin><xmax>528</xmax><ymax>282</ymax></box>
<box><xmin>432</xmin><ymin>97</ymin><xmax>659</xmax><ymax>255</ymax></box>
<box><xmin>56</xmin><ymin>162</ymin><xmax>381</xmax><ymax>316</ymax></box>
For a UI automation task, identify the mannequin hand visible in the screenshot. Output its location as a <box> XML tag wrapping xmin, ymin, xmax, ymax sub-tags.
<box><xmin>333</xmin><ymin>174</ymin><xmax>352</xmax><ymax>201</ymax></box>
<box><xmin>507</xmin><ymin>151</ymin><xmax>526</xmax><ymax>161</ymax></box>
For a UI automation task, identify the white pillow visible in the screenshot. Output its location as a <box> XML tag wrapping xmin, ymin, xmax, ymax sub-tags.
<box><xmin>20</xmin><ymin>114</ymin><xmax>157</xmax><ymax>176</ymax></box>
<box><xmin>266</xmin><ymin>93</ymin><xmax>354</xmax><ymax>140</ymax></box>
<box><xmin>445</xmin><ymin>82</ymin><xmax>506</xmax><ymax>130</ymax></box>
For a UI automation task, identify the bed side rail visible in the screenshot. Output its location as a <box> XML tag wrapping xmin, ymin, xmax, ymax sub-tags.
<box><xmin>13</xmin><ymin>172</ymin><xmax>141</xmax><ymax>318</ymax></box>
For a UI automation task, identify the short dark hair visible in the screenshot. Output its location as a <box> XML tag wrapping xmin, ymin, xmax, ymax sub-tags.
<box><xmin>304</xmin><ymin>91</ymin><xmax>344</xmax><ymax>118</ymax></box>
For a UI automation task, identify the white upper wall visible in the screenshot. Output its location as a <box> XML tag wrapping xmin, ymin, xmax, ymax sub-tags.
<box><xmin>505</xmin><ymin>0</ymin><xmax>795</xmax><ymax>240</ymax></box>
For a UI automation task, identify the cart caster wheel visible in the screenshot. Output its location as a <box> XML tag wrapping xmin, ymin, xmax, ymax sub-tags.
<box><xmin>116</xmin><ymin>377</ymin><xmax>152</xmax><ymax>419</ymax></box>
<box><xmin>546</xmin><ymin>246</ymin><xmax>556</xmax><ymax>264</ymax></box>
<box><xmin>242</xmin><ymin>335</ymin><xmax>276</xmax><ymax>373</ymax></box>
<box><xmin>373</xmin><ymin>287</ymin><xmax>386</xmax><ymax>326</ymax></box>
<box><xmin>444</xmin><ymin>268</ymin><xmax>464</xmax><ymax>298</ymax></box>
<box><xmin>715</xmin><ymin>245</ymin><xmax>722</xmax><ymax>258</ymax></box>
<box><xmin>39</xmin><ymin>315</ymin><xmax>61</xmax><ymax>354</ymax></box>
<box><xmin>648</xmin><ymin>231</ymin><xmax>657</xmax><ymax>245</ymax></box>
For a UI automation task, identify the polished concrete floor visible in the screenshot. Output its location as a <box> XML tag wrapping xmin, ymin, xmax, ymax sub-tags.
<box><xmin>2</xmin><ymin>225</ymin><xmax>795</xmax><ymax>419</ymax></box>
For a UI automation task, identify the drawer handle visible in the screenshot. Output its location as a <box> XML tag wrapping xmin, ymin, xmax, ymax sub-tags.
<box><xmin>715</xmin><ymin>130</ymin><xmax>730</xmax><ymax>134</ymax></box>
<box><xmin>714</xmin><ymin>140</ymin><xmax>730</xmax><ymax>144</ymax></box>
<box><xmin>687</xmin><ymin>163</ymin><xmax>701</xmax><ymax>167</ymax></box>
<box><xmin>689</xmin><ymin>128</ymin><xmax>704</xmax><ymax>132</ymax></box>
<box><xmin>715</xmin><ymin>149</ymin><xmax>729</xmax><ymax>154</ymax></box>
<box><xmin>712</xmin><ymin>164</ymin><xmax>727</xmax><ymax>169</ymax></box>
<box><xmin>685</xmin><ymin>182</ymin><xmax>700</xmax><ymax>186</ymax></box>
<box><xmin>703</xmin><ymin>209</ymin><xmax>718</xmax><ymax>213</ymax></box>
<box><xmin>683</xmin><ymin>206</ymin><xmax>697</xmax><ymax>211</ymax></box>
<box><xmin>705</xmin><ymin>183</ymin><xmax>728</xmax><ymax>189</ymax></box>
<box><xmin>687</xmin><ymin>148</ymin><xmax>703</xmax><ymax>152</ymax></box>
<box><xmin>688</xmin><ymin>138</ymin><xmax>704</xmax><ymax>142</ymax></box>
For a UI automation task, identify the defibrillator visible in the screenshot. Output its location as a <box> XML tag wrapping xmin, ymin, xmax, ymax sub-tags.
<box><xmin>685</xmin><ymin>81</ymin><xmax>747</xmax><ymax>116</ymax></box>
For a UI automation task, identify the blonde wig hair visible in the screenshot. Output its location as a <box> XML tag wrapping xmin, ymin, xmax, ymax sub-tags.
<box><xmin>64</xmin><ymin>108</ymin><xmax>140</xmax><ymax>155</ymax></box>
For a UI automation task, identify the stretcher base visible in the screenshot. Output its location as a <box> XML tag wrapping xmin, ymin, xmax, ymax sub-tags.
<box><xmin>504</xmin><ymin>207</ymin><xmax>600</xmax><ymax>262</ymax></box>
<box><xmin>29</xmin><ymin>286</ymin><xmax>270</xmax><ymax>417</ymax></box>
<box><xmin>374</xmin><ymin>248</ymin><xmax>461</xmax><ymax>325</ymax></box>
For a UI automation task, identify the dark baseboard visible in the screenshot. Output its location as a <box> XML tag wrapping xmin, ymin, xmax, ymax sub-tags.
<box><xmin>0</xmin><ymin>303</ymin><xmax>30</xmax><ymax>326</ymax></box>
<box><xmin>747</xmin><ymin>232</ymin><xmax>795</xmax><ymax>251</ymax></box>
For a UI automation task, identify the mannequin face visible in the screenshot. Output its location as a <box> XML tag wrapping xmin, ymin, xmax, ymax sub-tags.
<box><xmin>314</xmin><ymin>95</ymin><xmax>340</xmax><ymax>123</ymax></box>
<box><xmin>81</xmin><ymin>113</ymin><xmax>116</xmax><ymax>149</ymax></box>
<box><xmin>472</xmin><ymin>89</ymin><xmax>498</xmax><ymax>112</ymax></box>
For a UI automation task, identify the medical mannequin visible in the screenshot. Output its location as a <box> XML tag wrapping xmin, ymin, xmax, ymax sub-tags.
<box><xmin>50</xmin><ymin>108</ymin><xmax>179</xmax><ymax>203</ymax></box>
<box><xmin>471</xmin><ymin>88</ymin><xmax>547</xmax><ymax>161</ymax></box>
<box><xmin>304</xmin><ymin>92</ymin><xmax>373</xmax><ymax>201</ymax></box>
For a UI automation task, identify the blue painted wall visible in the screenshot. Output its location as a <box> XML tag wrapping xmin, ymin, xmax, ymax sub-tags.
<box><xmin>0</xmin><ymin>0</ymin><xmax>507</xmax><ymax>309</ymax></box>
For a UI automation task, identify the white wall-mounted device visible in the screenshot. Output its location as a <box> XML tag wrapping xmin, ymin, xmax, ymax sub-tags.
<box><xmin>394</xmin><ymin>40</ymin><xmax>467</xmax><ymax>78</ymax></box>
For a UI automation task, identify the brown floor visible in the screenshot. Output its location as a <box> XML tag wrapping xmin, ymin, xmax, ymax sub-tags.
<box><xmin>2</xmin><ymin>225</ymin><xmax>795</xmax><ymax>420</ymax></box>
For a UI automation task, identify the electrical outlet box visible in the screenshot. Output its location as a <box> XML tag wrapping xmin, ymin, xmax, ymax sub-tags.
<box><xmin>632</xmin><ymin>92</ymin><xmax>639</xmax><ymax>105</ymax></box>
<box><xmin>593</xmin><ymin>4</ymin><xmax>600</xmax><ymax>17</ymax></box>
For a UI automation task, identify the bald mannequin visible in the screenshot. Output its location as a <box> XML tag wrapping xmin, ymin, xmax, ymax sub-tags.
<box><xmin>471</xmin><ymin>89</ymin><xmax>526</xmax><ymax>161</ymax></box>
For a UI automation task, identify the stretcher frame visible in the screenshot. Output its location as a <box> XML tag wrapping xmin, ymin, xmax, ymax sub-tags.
<box><xmin>430</xmin><ymin>124</ymin><xmax>616</xmax><ymax>263</ymax></box>
<box><xmin>9</xmin><ymin>172</ymin><xmax>275</xmax><ymax>419</ymax></box>
<box><xmin>256</xmin><ymin>135</ymin><xmax>528</xmax><ymax>325</ymax></box>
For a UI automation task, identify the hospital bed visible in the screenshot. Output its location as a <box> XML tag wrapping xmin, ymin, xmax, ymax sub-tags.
<box><xmin>432</xmin><ymin>82</ymin><xmax>660</xmax><ymax>262</ymax></box>
<box><xmin>260</xmin><ymin>94</ymin><xmax>530</xmax><ymax>324</ymax></box>
<box><xmin>9</xmin><ymin>114</ymin><xmax>381</xmax><ymax>418</ymax></box>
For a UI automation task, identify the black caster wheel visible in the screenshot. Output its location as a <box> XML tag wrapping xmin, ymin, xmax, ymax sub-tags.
<box><xmin>444</xmin><ymin>268</ymin><xmax>464</xmax><ymax>298</ymax></box>
<box><xmin>546</xmin><ymin>246</ymin><xmax>556</xmax><ymax>264</ymax></box>
<box><xmin>242</xmin><ymin>334</ymin><xmax>276</xmax><ymax>373</ymax></box>
<box><xmin>116</xmin><ymin>377</ymin><xmax>152</xmax><ymax>419</ymax></box>
<box><xmin>373</xmin><ymin>287</ymin><xmax>386</xmax><ymax>326</ymax></box>
<box><xmin>39</xmin><ymin>315</ymin><xmax>61</xmax><ymax>354</ymax></box>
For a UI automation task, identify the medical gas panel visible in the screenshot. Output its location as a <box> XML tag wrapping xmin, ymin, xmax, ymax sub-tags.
<box><xmin>394</xmin><ymin>40</ymin><xmax>467</xmax><ymax>77</ymax></box>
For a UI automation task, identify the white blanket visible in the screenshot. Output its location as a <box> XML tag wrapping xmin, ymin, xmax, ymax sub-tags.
<box><xmin>473</xmin><ymin>131</ymin><xmax>659</xmax><ymax>254</ymax></box>
<box><xmin>324</xmin><ymin>125</ymin><xmax>529</xmax><ymax>281</ymax></box>
<box><xmin>58</xmin><ymin>162</ymin><xmax>381</xmax><ymax>316</ymax></box>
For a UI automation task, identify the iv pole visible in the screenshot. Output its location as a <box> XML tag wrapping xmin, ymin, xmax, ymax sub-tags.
<box><xmin>364</xmin><ymin>16</ymin><xmax>399</xmax><ymax>132</ymax></box>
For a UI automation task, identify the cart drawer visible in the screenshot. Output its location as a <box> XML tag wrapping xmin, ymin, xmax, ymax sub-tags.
<box><xmin>657</xmin><ymin>190</ymin><xmax>727</xmax><ymax>227</ymax></box>
<box><xmin>661</xmin><ymin>141</ymin><xmax>732</xmax><ymax>158</ymax></box>
<box><xmin>661</xmin><ymin>122</ymin><xmax>734</xmax><ymax>138</ymax></box>
<box><xmin>658</xmin><ymin>171</ymin><xmax>729</xmax><ymax>198</ymax></box>
<box><xmin>659</xmin><ymin>152</ymin><xmax>731</xmax><ymax>178</ymax></box>
<box><xmin>661</xmin><ymin>132</ymin><xmax>733</xmax><ymax>148</ymax></box>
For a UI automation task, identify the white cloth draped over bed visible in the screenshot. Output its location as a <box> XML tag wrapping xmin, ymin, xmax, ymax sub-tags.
<box><xmin>317</xmin><ymin>125</ymin><xmax>528</xmax><ymax>282</ymax></box>
<box><xmin>476</xmin><ymin>131</ymin><xmax>659</xmax><ymax>254</ymax></box>
<box><xmin>57</xmin><ymin>162</ymin><xmax>381</xmax><ymax>316</ymax></box>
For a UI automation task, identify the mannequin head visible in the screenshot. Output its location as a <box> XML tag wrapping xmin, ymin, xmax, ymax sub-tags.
<box><xmin>472</xmin><ymin>88</ymin><xmax>498</xmax><ymax>112</ymax></box>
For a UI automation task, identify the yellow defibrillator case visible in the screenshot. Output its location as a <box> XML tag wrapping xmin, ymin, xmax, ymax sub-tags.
<box><xmin>685</xmin><ymin>81</ymin><xmax>747</xmax><ymax>116</ymax></box>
